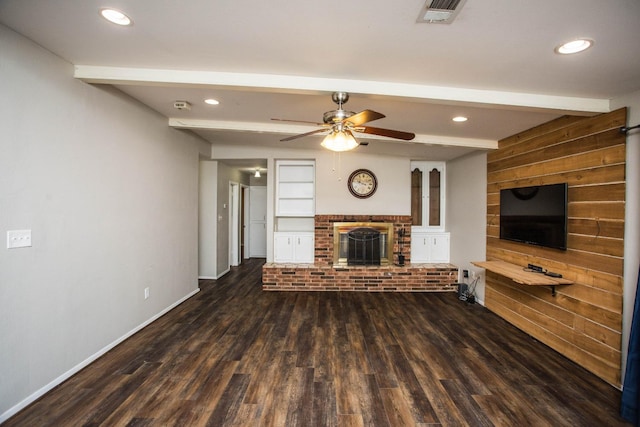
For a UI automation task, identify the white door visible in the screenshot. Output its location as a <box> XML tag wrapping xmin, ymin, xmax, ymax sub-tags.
<box><xmin>249</xmin><ymin>186</ymin><xmax>267</xmax><ymax>257</ymax></box>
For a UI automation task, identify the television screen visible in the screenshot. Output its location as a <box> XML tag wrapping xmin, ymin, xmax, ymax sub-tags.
<box><xmin>499</xmin><ymin>183</ymin><xmax>568</xmax><ymax>250</ymax></box>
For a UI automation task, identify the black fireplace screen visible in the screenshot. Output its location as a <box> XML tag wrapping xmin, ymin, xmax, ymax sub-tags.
<box><xmin>347</xmin><ymin>227</ymin><xmax>381</xmax><ymax>266</ymax></box>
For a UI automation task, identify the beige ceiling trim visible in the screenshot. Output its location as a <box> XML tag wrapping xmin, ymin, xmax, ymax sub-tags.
<box><xmin>169</xmin><ymin>118</ymin><xmax>498</xmax><ymax>149</ymax></box>
<box><xmin>75</xmin><ymin>65</ymin><xmax>610</xmax><ymax>114</ymax></box>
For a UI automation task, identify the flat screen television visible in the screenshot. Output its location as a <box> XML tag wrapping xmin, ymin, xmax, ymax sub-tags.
<box><xmin>500</xmin><ymin>183</ymin><xmax>568</xmax><ymax>250</ymax></box>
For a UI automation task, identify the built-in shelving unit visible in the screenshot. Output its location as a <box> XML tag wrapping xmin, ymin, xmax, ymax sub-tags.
<box><xmin>275</xmin><ymin>160</ymin><xmax>315</xmax><ymax>217</ymax></box>
<box><xmin>274</xmin><ymin>160</ymin><xmax>315</xmax><ymax>263</ymax></box>
<box><xmin>472</xmin><ymin>260</ymin><xmax>572</xmax><ymax>296</ymax></box>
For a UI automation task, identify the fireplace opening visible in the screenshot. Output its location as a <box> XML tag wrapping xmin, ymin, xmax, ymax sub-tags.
<box><xmin>333</xmin><ymin>222</ymin><xmax>394</xmax><ymax>267</ymax></box>
<box><xmin>347</xmin><ymin>228</ymin><xmax>381</xmax><ymax>266</ymax></box>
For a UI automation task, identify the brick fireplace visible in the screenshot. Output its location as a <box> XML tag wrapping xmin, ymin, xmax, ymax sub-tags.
<box><xmin>262</xmin><ymin>214</ymin><xmax>458</xmax><ymax>292</ymax></box>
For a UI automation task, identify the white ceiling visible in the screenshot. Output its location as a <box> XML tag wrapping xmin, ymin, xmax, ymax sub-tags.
<box><xmin>2</xmin><ymin>0</ymin><xmax>639</xmax><ymax>164</ymax></box>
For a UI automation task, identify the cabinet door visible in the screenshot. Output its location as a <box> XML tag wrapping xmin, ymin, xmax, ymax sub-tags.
<box><xmin>410</xmin><ymin>233</ymin><xmax>430</xmax><ymax>263</ymax></box>
<box><xmin>274</xmin><ymin>233</ymin><xmax>294</xmax><ymax>262</ymax></box>
<box><xmin>411</xmin><ymin>232</ymin><xmax>450</xmax><ymax>263</ymax></box>
<box><xmin>294</xmin><ymin>233</ymin><xmax>315</xmax><ymax>263</ymax></box>
<box><xmin>430</xmin><ymin>233</ymin><xmax>450</xmax><ymax>263</ymax></box>
<box><xmin>410</xmin><ymin>161</ymin><xmax>445</xmax><ymax>230</ymax></box>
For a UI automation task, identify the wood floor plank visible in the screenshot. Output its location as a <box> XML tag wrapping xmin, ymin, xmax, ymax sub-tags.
<box><xmin>439</xmin><ymin>379</ymin><xmax>493</xmax><ymax>427</ymax></box>
<box><xmin>312</xmin><ymin>380</ymin><xmax>337</xmax><ymax>427</ymax></box>
<box><xmin>257</xmin><ymin>351</ymin><xmax>297</xmax><ymax>426</ymax></box>
<box><xmin>386</xmin><ymin>344</ymin><xmax>440</xmax><ymax>424</ymax></box>
<box><xmin>379</xmin><ymin>387</ymin><xmax>421</xmax><ymax>427</ymax></box>
<box><xmin>206</xmin><ymin>373</ymin><xmax>250</xmax><ymax>426</ymax></box>
<box><xmin>4</xmin><ymin>259</ymin><xmax>630</xmax><ymax>427</ymax></box>
<box><xmin>284</xmin><ymin>367</ymin><xmax>315</xmax><ymax>426</ymax></box>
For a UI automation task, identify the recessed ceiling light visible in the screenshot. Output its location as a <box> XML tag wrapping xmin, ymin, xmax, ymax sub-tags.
<box><xmin>555</xmin><ymin>38</ymin><xmax>593</xmax><ymax>55</ymax></box>
<box><xmin>204</xmin><ymin>98</ymin><xmax>220</xmax><ymax>105</ymax></box>
<box><xmin>100</xmin><ymin>8</ymin><xmax>132</xmax><ymax>26</ymax></box>
<box><xmin>452</xmin><ymin>116</ymin><xmax>468</xmax><ymax>122</ymax></box>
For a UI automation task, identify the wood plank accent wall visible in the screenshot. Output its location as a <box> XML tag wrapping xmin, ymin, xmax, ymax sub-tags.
<box><xmin>485</xmin><ymin>108</ymin><xmax>627</xmax><ymax>387</ymax></box>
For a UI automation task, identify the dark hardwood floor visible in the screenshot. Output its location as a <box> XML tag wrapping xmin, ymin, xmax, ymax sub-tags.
<box><xmin>5</xmin><ymin>258</ymin><xmax>630</xmax><ymax>426</ymax></box>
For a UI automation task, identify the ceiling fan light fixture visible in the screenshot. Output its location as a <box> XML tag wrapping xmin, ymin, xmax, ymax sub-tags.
<box><xmin>321</xmin><ymin>130</ymin><xmax>359</xmax><ymax>152</ymax></box>
<box><xmin>100</xmin><ymin>8</ymin><xmax>133</xmax><ymax>26</ymax></box>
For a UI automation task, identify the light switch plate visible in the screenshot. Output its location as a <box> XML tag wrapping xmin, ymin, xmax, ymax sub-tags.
<box><xmin>7</xmin><ymin>229</ymin><xmax>32</xmax><ymax>249</ymax></box>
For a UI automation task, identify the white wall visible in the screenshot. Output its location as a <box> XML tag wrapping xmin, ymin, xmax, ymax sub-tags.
<box><xmin>612</xmin><ymin>91</ymin><xmax>640</xmax><ymax>384</ymax></box>
<box><xmin>0</xmin><ymin>25</ymin><xmax>206</xmax><ymax>421</ymax></box>
<box><xmin>210</xmin><ymin>145</ymin><xmax>411</xmax><ymax>215</ymax></box>
<box><xmin>315</xmin><ymin>151</ymin><xmax>410</xmax><ymax>215</ymax></box>
<box><xmin>447</xmin><ymin>151</ymin><xmax>488</xmax><ymax>303</ymax></box>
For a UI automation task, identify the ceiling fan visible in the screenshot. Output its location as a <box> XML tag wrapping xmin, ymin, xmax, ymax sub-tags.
<box><xmin>272</xmin><ymin>92</ymin><xmax>415</xmax><ymax>151</ymax></box>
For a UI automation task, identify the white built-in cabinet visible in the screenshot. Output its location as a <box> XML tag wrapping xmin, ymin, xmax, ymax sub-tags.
<box><xmin>410</xmin><ymin>232</ymin><xmax>450</xmax><ymax>263</ymax></box>
<box><xmin>274</xmin><ymin>160</ymin><xmax>315</xmax><ymax>263</ymax></box>
<box><xmin>410</xmin><ymin>161</ymin><xmax>449</xmax><ymax>263</ymax></box>
<box><xmin>273</xmin><ymin>232</ymin><xmax>315</xmax><ymax>263</ymax></box>
<box><xmin>411</xmin><ymin>161</ymin><xmax>445</xmax><ymax>230</ymax></box>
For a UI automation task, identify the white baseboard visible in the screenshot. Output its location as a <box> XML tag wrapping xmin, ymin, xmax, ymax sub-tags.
<box><xmin>215</xmin><ymin>268</ymin><xmax>230</xmax><ymax>279</ymax></box>
<box><xmin>0</xmin><ymin>287</ymin><xmax>200</xmax><ymax>424</ymax></box>
<box><xmin>199</xmin><ymin>267</ymin><xmax>230</xmax><ymax>281</ymax></box>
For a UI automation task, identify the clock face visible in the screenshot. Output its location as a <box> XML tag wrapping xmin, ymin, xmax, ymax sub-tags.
<box><xmin>348</xmin><ymin>169</ymin><xmax>377</xmax><ymax>198</ymax></box>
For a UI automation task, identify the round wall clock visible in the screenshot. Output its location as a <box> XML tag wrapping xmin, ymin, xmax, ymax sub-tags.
<box><xmin>348</xmin><ymin>169</ymin><xmax>378</xmax><ymax>198</ymax></box>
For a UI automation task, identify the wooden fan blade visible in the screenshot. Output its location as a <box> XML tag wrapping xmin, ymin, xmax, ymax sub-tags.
<box><xmin>271</xmin><ymin>118</ymin><xmax>326</xmax><ymax>126</ymax></box>
<box><xmin>280</xmin><ymin>128</ymin><xmax>327</xmax><ymax>142</ymax></box>
<box><xmin>343</xmin><ymin>110</ymin><xmax>385</xmax><ymax>127</ymax></box>
<box><xmin>358</xmin><ymin>126</ymin><xmax>415</xmax><ymax>141</ymax></box>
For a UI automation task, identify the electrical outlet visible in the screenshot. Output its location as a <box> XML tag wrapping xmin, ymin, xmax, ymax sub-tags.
<box><xmin>7</xmin><ymin>229</ymin><xmax>32</xmax><ymax>249</ymax></box>
<box><xmin>144</xmin><ymin>287</ymin><xmax>150</xmax><ymax>300</ymax></box>
<box><xmin>471</xmin><ymin>271</ymin><xmax>477</xmax><ymax>279</ymax></box>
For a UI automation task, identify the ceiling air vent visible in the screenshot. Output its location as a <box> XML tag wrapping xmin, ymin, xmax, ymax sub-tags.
<box><xmin>417</xmin><ymin>0</ymin><xmax>467</xmax><ymax>24</ymax></box>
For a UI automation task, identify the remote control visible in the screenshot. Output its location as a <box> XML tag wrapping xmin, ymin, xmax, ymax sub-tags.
<box><xmin>544</xmin><ymin>271</ymin><xmax>562</xmax><ymax>278</ymax></box>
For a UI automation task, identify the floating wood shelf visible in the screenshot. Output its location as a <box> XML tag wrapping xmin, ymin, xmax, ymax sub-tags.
<box><xmin>472</xmin><ymin>260</ymin><xmax>572</xmax><ymax>296</ymax></box>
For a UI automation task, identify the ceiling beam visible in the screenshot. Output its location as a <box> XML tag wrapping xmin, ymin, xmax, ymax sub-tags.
<box><xmin>168</xmin><ymin>118</ymin><xmax>498</xmax><ymax>149</ymax></box>
<box><xmin>76</xmin><ymin>65</ymin><xmax>610</xmax><ymax>114</ymax></box>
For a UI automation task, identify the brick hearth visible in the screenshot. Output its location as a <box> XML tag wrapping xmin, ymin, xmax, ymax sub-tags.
<box><xmin>262</xmin><ymin>214</ymin><xmax>459</xmax><ymax>292</ymax></box>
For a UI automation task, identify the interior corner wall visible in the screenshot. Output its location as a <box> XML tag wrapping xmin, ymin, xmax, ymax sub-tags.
<box><xmin>199</xmin><ymin>161</ymin><xmax>218</xmax><ymax>278</ymax></box>
<box><xmin>447</xmin><ymin>151</ymin><xmax>488</xmax><ymax>304</ymax></box>
<box><xmin>485</xmin><ymin>109</ymin><xmax>627</xmax><ymax>387</ymax></box>
<box><xmin>611</xmin><ymin>89</ymin><xmax>640</xmax><ymax>385</ymax></box>
<box><xmin>214</xmin><ymin>164</ymin><xmax>249</xmax><ymax>278</ymax></box>
<box><xmin>0</xmin><ymin>25</ymin><xmax>202</xmax><ymax>421</ymax></box>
